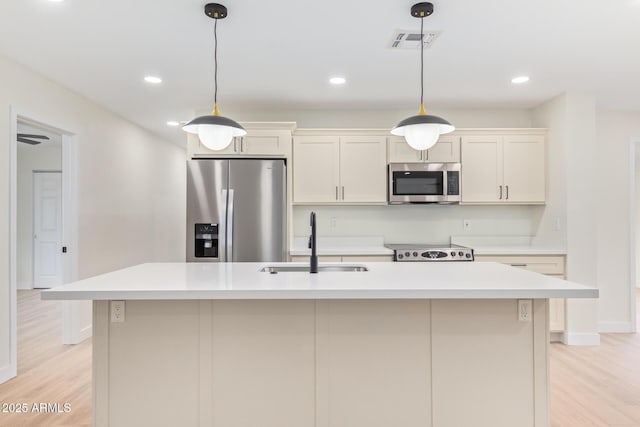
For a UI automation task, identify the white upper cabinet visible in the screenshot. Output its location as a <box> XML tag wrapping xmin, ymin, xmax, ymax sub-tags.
<box><xmin>339</xmin><ymin>136</ymin><xmax>387</xmax><ymax>203</ymax></box>
<box><xmin>187</xmin><ymin>122</ymin><xmax>295</xmax><ymax>158</ymax></box>
<box><xmin>293</xmin><ymin>133</ymin><xmax>387</xmax><ymax>204</ymax></box>
<box><xmin>460</xmin><ymin>131</ymin><xmax>546</xmax><ymax>204</ymax></box>
<box><xmin>388</xmin><ymin>135</ymin><xmax>460</xmax><ymax>163</ymax></box>
<box><xmin>292</xmin><ymin>136</ymin><xmax>340</xmax><ymax>203</ymax></box>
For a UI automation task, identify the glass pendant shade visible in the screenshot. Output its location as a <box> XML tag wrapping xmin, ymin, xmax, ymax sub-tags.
<box><xmin>183</xmin><ymin>114</ymin><xmax>247</xmax><ymax>151</ymax></box>
<box><xmin>391</xmin><ymin>114</ymin><xmax>455</xmax><ymax>150</ymax></box>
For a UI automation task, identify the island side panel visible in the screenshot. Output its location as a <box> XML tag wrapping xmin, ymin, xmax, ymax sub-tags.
<box><xmin>107</xmin><ymin>301</ymin><xmax>201</xmax><ymax>427</ymax></box>
<box><xmin>315</xmin><ymin>300</ymin><xmax>432</xmax><ymax>427</ymax></box>
<box><xmin>431</xmin><ymin>299</ymin><xmax>546</xmax><ymax>427</ymax></box>
<box><xmin>210</xmin><ymin>300</ymin><xmax>316</xmax><ymax>427</ymax></box>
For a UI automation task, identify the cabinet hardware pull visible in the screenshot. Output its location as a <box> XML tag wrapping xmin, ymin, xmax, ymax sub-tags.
<box><xmin>510</xmin><ymin>263</ymin><xmax>528</xmax><ymax>267</ymax></box>
<box><xmin>240</xmin><ymin>137</ymin><xmax>244</xmax><ymax>152</ymax></box>
<box><xmin>499</xmin><ymin>185</ymin><xmax>503</xmax><ymax>199</ymax></box>
<box><xmin>233</xmin><ymin>138</ymin><xmax>238</xmax><ymax>152</ymax></box>
<box><xmin>505</xmin><ymin>185</ymin><xmax>509</xmax><ymax>200</ymax></box>
<box><xmin>335</xmin><ymin>186</ymin><xmax>338</xmax><ymax>200</ymax></box>
<box><xmin>419</xmin><ymin>151</ymin><xmax>423</xmax><ymax>161</ymax></box>
<box><xmin>342</xmin><ymin>186</ymin><xmax>345</xmax><ymax>200</ymax></box>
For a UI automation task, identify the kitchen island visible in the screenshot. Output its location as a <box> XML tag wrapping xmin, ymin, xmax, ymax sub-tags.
<box><xmin>43</xmin><ymin>262</ymin><xmax>597</xmax><ymax>427</ymax></box>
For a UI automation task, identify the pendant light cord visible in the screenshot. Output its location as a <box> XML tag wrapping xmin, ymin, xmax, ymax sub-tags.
<box><xmin>214</xmin><ymin>17</ymin><xmax>218</xmax><ymax>109</ymax></box>
<box><xmin>420</xmin><ymin>15</ymin><xmax>424</xmax><ymax>109</ymax></box>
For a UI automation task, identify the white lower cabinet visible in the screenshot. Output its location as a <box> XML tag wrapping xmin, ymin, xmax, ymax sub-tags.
<box><xmin>475</xmin><ymin>254</ymin><xmax>566</xmax><ymax>335</ymax></box>
<box><xmin>290</xmin><ymin>255</ymin><xmax>393</xmax><ymax>263</ymax></box>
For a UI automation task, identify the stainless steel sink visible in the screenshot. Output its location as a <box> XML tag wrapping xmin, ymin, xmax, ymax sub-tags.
<box><xmin>260</xmin><ymin>265</ymin><xmax>369</xmax><ymax>273</ymax></box>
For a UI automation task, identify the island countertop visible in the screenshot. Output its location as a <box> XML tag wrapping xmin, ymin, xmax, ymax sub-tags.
<box><xmin>41</xmin><ymin>262</ymin><xmax>598</xmax><ymax>301</ymax></box>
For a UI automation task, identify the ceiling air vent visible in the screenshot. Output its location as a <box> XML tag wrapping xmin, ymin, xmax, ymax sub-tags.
<box><xmin>389</xmin><ymin>29</ymin><xmax>441</xmax><ymax>49</ymax></box>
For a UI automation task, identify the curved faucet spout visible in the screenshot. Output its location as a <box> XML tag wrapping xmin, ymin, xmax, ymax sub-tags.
<box><xmin>309</xmin><ymin>212</ymin><xmax>318</xmax><ymax>273</ymax></box>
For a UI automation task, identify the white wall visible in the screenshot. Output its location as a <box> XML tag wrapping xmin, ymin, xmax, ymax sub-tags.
<box><xmin>595</xmin><ymin>110</ymin><xmax>640</xmax><ymax>329</ymax></box>
<box><xmin>224</xmin><ymin>107</ymin><xmax>533</xmax><ymax>130</ymax></box>
<box><xmin>16</xmin><ymin>141</ymin><xmax>62</xmax><ymax>289</ymax></box>
<box><xmin>636</xmin><ymin>145</ymin><xmax>640</xmax><ymax>288</ymax></box>
<box><xmin>0</xmin><ymin>53</ymin><xmax>186</xmax><ymax>382</ymax></box>
<box><xmin>294</xmin><ymin>205</ymin><xmax>543</xmax><ymax>243</ymax></box>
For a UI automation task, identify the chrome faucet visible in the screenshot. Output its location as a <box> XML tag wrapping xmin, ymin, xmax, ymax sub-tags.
<box><xmin>308</xmin><ymin>212</ymin><xmax>318</xmax><ymax>273</ymax></box>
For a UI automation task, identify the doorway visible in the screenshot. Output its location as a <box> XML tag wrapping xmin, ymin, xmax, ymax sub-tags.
<box><xmin>16</xmin><ymin>121</ymin><xmax>63</xmax><ymax>290</ymax></box>
<box><xmin>6</xmin><ymin>112</ymin><xmax>80</xmax><ymax>384</ymax></box>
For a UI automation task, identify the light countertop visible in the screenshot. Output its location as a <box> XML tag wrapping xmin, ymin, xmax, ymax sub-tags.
<box><xmin>451</xmin><ymin>236</ymin><xmax>567</xmax><ymax>256</ymax></box>
<box><xmin>42</xmin><ymin>262</ymin><xmax>597</xmax><ymax>301</ymax></box>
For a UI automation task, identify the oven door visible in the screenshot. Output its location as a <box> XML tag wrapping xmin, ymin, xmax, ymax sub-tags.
<box><xmin>388</xmin><ymin>163</ymin><xmax>459</xmax><ymax>203</ymax></box>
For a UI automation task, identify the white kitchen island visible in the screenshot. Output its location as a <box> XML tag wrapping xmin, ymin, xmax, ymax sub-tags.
<box><xmin>43</xmin><ymin>262</ymin><xmax>597</xmax><ymax>427</ymax></box>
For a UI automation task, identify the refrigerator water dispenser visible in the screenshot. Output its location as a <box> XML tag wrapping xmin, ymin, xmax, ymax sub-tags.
<box><xmin>194</xmin><ymin>223</ymin><xmax>218</xmax><ymax>258</ymax></box>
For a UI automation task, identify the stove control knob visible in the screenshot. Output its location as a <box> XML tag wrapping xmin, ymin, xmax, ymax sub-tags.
<box><xmin>466</xmin><ymin>253</ymin><xmax>472</xmax><ymax>259</ymax></box>
<box><xmin>450</xmin><ymin>251</ymin><xmax>456</xmax><ymax>257</ymax></box>
<box><xmin>398</xmin><ymin>254</ymin><xmax>404</xmax><ymax>259</ymax></box>
<box><xmin>458</xmin><ymin>251</ymin><xmax>464</xmax><ymax>257</ymax></box>
<box><xmin>413</xmin><ymin>252</ymin><xmax>418</xmax><ymax>257</ymax></box>
<box><xmin>405</xmin><ymin>252</ymin><xmax>411</xmax><ymax>257</ymax></box>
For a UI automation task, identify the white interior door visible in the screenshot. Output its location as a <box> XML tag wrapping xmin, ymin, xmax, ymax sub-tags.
<box><xmin>33</xmin><ymin>171</ymin><xmax>63</xmax><ymax>288</ymax></box>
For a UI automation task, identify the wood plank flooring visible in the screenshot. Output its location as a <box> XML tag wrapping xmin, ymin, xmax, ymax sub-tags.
<box><xmin>0</xmin><ymin>290</ymin><xmax>639</xmax><ymax>426</ymax></box>
<box><xmin>0</xmin><ymin>290</ymin><xmax>91</xmax><ymax>427</ymax></box>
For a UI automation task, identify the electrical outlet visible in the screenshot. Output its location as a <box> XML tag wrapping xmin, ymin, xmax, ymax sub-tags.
<box><xmin>330</xmin><ymin>217</ymin><xmax>337</xmax><ymax>228</ymax></box>
<box><xmin>111</xmin><ymin>300</ymin><xmax>125</xmax><ymax>323</ymax></box>
<box><xmin>518</xmin><ymin>300</ymin><xmax>532</xmax><ymax>322</ymax></box>
<box><xmin>554</xmin><ymin>217</ymin><xmax>562</xmax><ymax>231</ymax></box>
<box><xmin>463</xmin><ymin>219</ymin><xmax>472</xmax><ymax>231</ymax></box>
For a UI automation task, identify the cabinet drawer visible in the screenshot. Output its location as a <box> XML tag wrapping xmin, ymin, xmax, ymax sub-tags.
<box><xmin>475</xmin><ymin>255</ymin><xmax>565</xmax><ymax>275</ymax></box>
<box><xmin>341</xmin><ymin>255</ymin><xmax>393</xmax><ymax>262</ymax></box>
<box><xmin>290</xmin><ymin>255</ymin><xmax>342</xmax><ymax>262</ymax></box>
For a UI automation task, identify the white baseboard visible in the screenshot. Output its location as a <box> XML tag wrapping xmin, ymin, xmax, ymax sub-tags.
<box><xmin>561</xmin><ymin>332</ymin><xmax>601</xmax><ymax>346</ymax></box>
<box><xmin>598</xmin><ymin>321</ymin><xmax>634</xmax><ymax>333</ymax></box>
<box><xmin>77</xmin><ymin>324</ymin><xmax>92</xmax><ymax>342</ymax></box>
<box><xmin>17</xmin><ymin>281</ymin><xmax>32</xmax><ymax>290</ymax></box>
<box><xmin>0</xmin><ymin>363</ymin><xmax>16</xmax><ymax>384</ymax></box>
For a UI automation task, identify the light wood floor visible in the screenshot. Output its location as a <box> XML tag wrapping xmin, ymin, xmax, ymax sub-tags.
<box><xmin>0</xmin><ymin>290</ymin><xmax>639</xmax><ymax>427</ymax></box>
<box><xmin>0</xmin><ymin>290</ymin><xmax>91</xmax><ymax>427</ymax></box>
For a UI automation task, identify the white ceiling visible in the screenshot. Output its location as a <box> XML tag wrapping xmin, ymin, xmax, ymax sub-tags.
<box><xmin>1</xmin><ymin>0</ymin><xmax>639</xmax><ymax>145</ymax></box>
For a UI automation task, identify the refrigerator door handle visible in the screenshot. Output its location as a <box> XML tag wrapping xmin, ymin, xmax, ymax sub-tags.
<box><xmin>219</xmin><ymin>189</ymin><xmax>228</xmax><ymax>262</ymax></box>
<box><xmin>227</xmin><ymin>189</ymin><xmax>235</xmax><ymax>262</ymax></box>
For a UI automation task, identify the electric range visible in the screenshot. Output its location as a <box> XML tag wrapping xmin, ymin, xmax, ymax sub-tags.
<box><xmin>384</xmin><ymin>243</ymin><xmax>474</xmax><ymax>262</ymax></box>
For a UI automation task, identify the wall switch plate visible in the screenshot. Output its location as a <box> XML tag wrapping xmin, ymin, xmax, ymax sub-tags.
<box><xmin>111</xmin><ymin>300</ymin><xmax>125</xmax><ymax>323</ymax></box>
<box><xmin>518</xmin><ymin>300</ymin><xmax>532</xmax><ymax>322</ymax></box>
<box><xmin>463</xmin><ymin>219</ymin><xmax>472</xmax><ymax>231</ymax></box>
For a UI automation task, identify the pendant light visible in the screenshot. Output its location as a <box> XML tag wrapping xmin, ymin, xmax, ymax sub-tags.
<box><xmin>391</xmin><ymin>2</ymin><xmax>454</xmax><ymax>151</ymax></box>
<box><xmin>183</xmin><ymin>3</ymin><xmax>246</xmax><ymax>150</ymax></box>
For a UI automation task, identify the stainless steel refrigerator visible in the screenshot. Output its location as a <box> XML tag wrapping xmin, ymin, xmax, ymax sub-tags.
<box><xmin>186</xmin><ymin>159</ymin><xmax>287</xmax><ymax>262</ymax></box>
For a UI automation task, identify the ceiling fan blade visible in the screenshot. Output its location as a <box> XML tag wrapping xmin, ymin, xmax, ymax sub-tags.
<box><xmin>17</xmin><ymin>133</ymin><xmax>50</xmax><ymax>140</ymax></box>
<box><xmin>17</xmin><ymin>137</ymin><xmax>43</xmax><ymax>145</ymax></box>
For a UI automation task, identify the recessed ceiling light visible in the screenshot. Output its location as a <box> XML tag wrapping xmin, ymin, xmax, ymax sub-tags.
<box><xmin>144</xmin><ymin>76</ymin><xmax>162</xmax><ymax>84</ymax></box>
<box><xmin>329</xmin><ymin>77</ymin><xmax>346</xmax><ymax>85</ymax></box>
<box><xmin>166</xmin><ymin>121</ymin><xmax>180</xmax><ymax>127</ymax></box>
<box><xmin>511</xmin><ymin>76</ymin><xmax>530</xmax><ymax>84</ymax></box>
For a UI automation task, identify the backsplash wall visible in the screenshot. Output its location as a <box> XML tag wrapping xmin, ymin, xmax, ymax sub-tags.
<box><xmin>293</xmin><ymin>205</ymin><xmax>546</xmax><ymax>243</ymax></box>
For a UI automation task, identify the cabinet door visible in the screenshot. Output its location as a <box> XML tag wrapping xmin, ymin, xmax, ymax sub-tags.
<box><xmin>503</xmin><ymin>135</ymin><xmax>545</xmax><ymax>203</ymax></box>
<box><xmin>388</xmin><ymin>136</ymin><xmax>422</xmax><ymax>163</ymax></box>
<box><xmin>191</xmin><ymin>134</ymin><xmax>239</xmax><ymax>155</ymax></box>
<box><xmin>339</xmin><ymin>136</ymin><xmax>388</xmax><ymax>203</ymax></box>
<box><xmin>460</xmin><ymin>135</ymin><xmax>503</xmax><ymax>203</ymax></box>
<box><xmin>425</xmin><ymin>135</ymin><xmax>461</xmax><ymax>163</ymax></box>
<box><xmin>241</xmin><ymin>130</ymin><xmax>291</xmax><ymax>156</ymax></box>
<box><xmin>293</xmin><ymin>136</ymin><xmax>340</xmax><ymax>203</ymax></box>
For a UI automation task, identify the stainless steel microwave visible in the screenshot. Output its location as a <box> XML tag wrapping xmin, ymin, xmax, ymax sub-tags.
<box><xmin>388</xmin><ymin>163</ymin><xmax>461</xmax><ymax>204</ymax></box>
